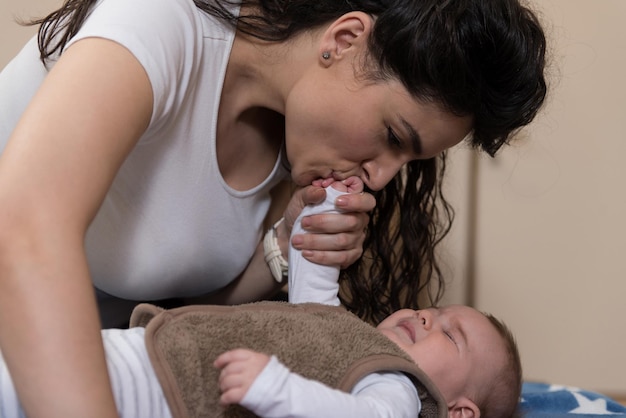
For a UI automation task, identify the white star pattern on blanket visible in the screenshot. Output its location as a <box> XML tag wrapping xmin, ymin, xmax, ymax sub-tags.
<box><xmin>547</xmin><ymin>385</ymin><xmax>621</xmax><ymax>415</ymax></box>
<box><xmin>519</xmin><ymin>382</ymin><xmax>626</xmax><ymax>417</ymax></box>
<box><xmin>569</xmin><ymin>392</ymin><xmax>621</xmax><ymax>415</ymax></box>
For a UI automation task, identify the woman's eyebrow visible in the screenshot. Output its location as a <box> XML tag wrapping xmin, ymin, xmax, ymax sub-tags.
<box><xmin>400</xmin><ymin>116</ymin><xmax>422</xmax><ymax>155</ymax></box>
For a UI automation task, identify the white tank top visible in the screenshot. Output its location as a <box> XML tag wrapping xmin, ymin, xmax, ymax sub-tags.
<box><xmin>0</xmin><ymin>0</ymin><xmax>288</xmax><ymax>307</ymax></box>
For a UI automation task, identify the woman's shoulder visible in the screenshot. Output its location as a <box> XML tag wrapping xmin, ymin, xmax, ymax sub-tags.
<box><xmin>68</xmin><ymin>0</ymin><xmax>208</xmax><ymax>49</ymax></box>
<box><xmin>66</xmin><ymin>0</ymin><xmax>236</xmax><ymax>126</ymax></box>
<box><xmin>67</xmin><ymin>0</ymin><xmax>236</xmax><ymax>82</ymax></box>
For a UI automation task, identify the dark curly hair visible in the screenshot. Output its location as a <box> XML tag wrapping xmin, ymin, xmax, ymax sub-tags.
<box><xmin>29</xmin><ymin>0</ymin><xmax>547</xmax><ymax>324</ymax></box>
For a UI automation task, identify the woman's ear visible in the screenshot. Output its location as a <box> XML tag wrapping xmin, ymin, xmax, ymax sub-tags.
<box><xmin>318</xmin><ymin>12</ymin><xmax>373</xmax><ymax>63</ymax></box>
<box><xmin>448</xmin><ymin>397</ymin><xmax>480</xmax><ymax>418</ymax></box>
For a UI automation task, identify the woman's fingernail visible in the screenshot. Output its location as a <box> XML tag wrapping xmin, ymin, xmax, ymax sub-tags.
<box><xmin>335</xmin><ymin>197</ymin><xmax>347</xmax><ymax>207</ymax></box>
<box><xmin>291</xmin><ymin>236</ymin><xmax>303</xmax><ymax>247</ymax></box>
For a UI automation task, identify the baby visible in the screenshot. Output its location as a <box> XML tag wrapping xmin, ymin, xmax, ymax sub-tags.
<box><xmin>0</xmin><ymin>178</ymin><xmax>521</xmax><ymax>418</ymax></box>
<box><xmin>213</xmin><ymin>177</ymin><xmax>521</xmax><ymax>418</ymax></box>
<box><xmin>213</xmin><ymin>304</ymin><xmax>519</xmax><ymax>418</ymax></box>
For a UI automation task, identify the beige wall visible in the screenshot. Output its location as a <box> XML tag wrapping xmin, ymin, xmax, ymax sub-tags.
<box><xmin>446</xmin><ymin>0</ymin><xmax>626</xmax><ymax>396</ymax></box>
<box><xmin>1</xmin><ymin>0</ymin><xmax>61</xmax><ymax>68</ymax></box>
<box><xmin>3</xmin><ymin>0</ymin><xmax>625</xmax><ymax>397</ymax></box>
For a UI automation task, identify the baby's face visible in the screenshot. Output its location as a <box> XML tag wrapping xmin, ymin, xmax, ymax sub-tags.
<box><xmin>377</xmin><ymin>305</ymin><xmax>506</xmax><ymax>403</ymax></box>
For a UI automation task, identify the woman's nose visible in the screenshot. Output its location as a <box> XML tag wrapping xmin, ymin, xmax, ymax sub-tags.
<box><xmin>361</xmin><ymin>158</ymin><xmax>405</xmax><ymax>191</ymax></box>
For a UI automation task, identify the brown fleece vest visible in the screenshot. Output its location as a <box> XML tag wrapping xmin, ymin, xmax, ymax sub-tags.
<box><xmin>130</xmin><ymin>301</ymin><xmax>447</xmax><ymax>418</ymax></box>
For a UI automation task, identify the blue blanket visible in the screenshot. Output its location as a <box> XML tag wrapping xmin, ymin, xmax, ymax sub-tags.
<box><xmin>521</xmin><ymin>382</ymin><xmax>626</xmax><ymax>417</ymax></box>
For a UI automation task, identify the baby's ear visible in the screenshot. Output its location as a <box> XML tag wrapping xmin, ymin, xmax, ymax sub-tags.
<box><xmin>448</xmin><ymin>397</ymin><xmax>480</xmax><ymax>418</ymax></box>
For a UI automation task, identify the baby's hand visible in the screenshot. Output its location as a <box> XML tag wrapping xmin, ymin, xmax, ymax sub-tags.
<box><xmin>311</xmin><ymin>176</ymin><xmax>364</xmax><ymax>193</ymax></box>
<box><xmin>311</xmin><ymin>177</ymin><xmax>335</xmax><ymax>188</ymax></box>
<box><xmin>213</xmin><ymin>348</ymin><xmax>271</xmax><ymax>406</ymax></box>
<box><xmin>341</xmin><ymin>176</ymin><xmax>364</xmax><ymax>194</ymax></box>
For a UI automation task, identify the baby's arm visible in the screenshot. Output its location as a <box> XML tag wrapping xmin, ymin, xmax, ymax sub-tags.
<box><xmin>215</xmin><ymin>349</ymin><xmax>419</xmax><ymax>418</ymax></box>
<box><xmin>213</xmin><ymin>349</ymin><xmax>271</xmax><ymax>406</ymax></box>
<box><xmin>288</xmin><ymin>176</ymin><xmax>363</xmax><ymax>305</ymax></box>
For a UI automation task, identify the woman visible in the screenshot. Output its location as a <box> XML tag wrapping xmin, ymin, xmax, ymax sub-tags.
<box><xmin>0</xmin><ymin>0</ymin><xmax>547</xmax><ymax>416</ymax></box>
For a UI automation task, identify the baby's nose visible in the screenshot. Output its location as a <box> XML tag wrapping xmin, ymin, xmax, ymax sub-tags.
<box><xmin>417</xmin><ymin>310</ymin><xmax>433</xmax><ymax>330</ymax></box>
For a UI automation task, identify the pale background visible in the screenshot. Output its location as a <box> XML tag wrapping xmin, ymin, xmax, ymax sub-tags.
<box><xmin>2</xmin><ymin>0</ymin><xmax>625</xmax><ymax>398</ymax></box>
<box><xmin>442</xmin><ymin>0</ymin><xmax>626</xmax><ymax>398</ymax></box>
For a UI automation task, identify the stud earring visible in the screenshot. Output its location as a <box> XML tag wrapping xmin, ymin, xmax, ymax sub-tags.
<box><xmin>322</xmin><ymin>51</ymin><xmax>331</xmax><ymax>60</ymax></box>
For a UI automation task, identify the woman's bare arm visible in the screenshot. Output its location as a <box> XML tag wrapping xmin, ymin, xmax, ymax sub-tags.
<box><xmin>0</xmin><ymin>38</ymin><xmax>152</xmax><ymax>417</ymax></box>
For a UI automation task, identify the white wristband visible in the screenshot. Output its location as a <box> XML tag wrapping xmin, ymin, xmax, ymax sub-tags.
<box><xmin>263</xmin><ymin>218</ymin><xmax>288</xmax><ymax>283</ymax></box>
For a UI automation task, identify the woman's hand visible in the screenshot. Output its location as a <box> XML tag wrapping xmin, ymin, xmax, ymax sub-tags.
<box><xmin>281</xmin><ymin>185</ymin><xmax>375</xmax><ymax>269</ymax></box>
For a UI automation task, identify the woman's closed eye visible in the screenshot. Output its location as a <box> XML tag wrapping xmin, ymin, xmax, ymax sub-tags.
<box><xmin>387</xmin><ymin>127</ymin><xmax>403</xmax><ymax>149</ymax></box>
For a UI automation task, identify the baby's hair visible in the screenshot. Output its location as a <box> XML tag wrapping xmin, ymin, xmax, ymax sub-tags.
<box><xmin>479</xmin><ymin>313</ymin><xmax>523</xmax><ymax>418</ymax></box>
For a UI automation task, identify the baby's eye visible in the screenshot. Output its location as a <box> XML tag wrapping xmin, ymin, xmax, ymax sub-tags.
<box><xmin>387</xmin><ymin>127</ymin><xmax>402</xmax><ymax>149</ymax></box>
<box><xmin>445</xmin><ymin>331</ymin><xmax>457</xmax><ymax>345</ymax></box>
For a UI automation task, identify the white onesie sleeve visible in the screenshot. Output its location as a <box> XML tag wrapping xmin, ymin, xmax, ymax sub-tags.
<box><xmin>288</xmin><ymin>186</ymin><xmax>346</xmax><ymax>306</ymax></box>
<box><xmin>241</xmin><ymin>356</ymin><xmax>420</xmax><ymax>418</ymax></box>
